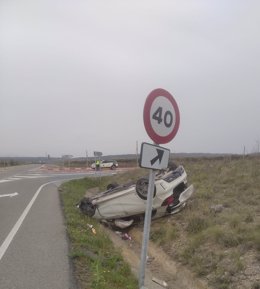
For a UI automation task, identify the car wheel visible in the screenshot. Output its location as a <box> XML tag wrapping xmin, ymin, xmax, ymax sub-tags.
<box><xmin>111</xmin><ymin>165</ymin><xmax>116</xmax><ymax>170</ymax></box>
<box><xmin>79</xmin><ymin>198</ymin><xmax>96</xmax><ymax>217</ymax></box>
<box><xmin>136</xmin><ymin>178</ymin><xmax>156</xmax><ymax>200</ymax></box>
<box><xmin>168</xmin><ymin>161</ymin><xmax>178</xmax><ymax>171</ymax></box>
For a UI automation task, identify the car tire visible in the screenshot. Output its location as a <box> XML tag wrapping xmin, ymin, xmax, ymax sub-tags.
<box><xmin>79</xmin><ymin>198</ymin><xmax>96</xmax><ymax>217</ymax></box>
<box><xmin>110</xmin><ymin>165</ymin><xmax>116</xmax><ymax>170</ymax></box>
<box><xmin>168</xmin><ymin>161</ymin><xmax>178</xmax><ymax>171</ymax></box>
<box><xmin>136</xmin><ymin>178</ymin><xmax>156</xmax><ymax>200</ymax></box>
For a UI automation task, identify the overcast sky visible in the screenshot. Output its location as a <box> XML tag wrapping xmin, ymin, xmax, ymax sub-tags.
<box><xmin>0</xmin><ymin>0</ymin><xmax>259</xmax><ymax>157</ymax></box>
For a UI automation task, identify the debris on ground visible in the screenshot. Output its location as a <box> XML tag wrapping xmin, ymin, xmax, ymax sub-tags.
<box><xmin>121</xmin><ymin>233</ymin><xmax>132</xmax><ymax>240</ymax></box>
<box><xmin>87</xmin><ymin>223</ymin><xmax>96</xmax><ymax>235</ymax></box>
<box><xmin>210</xmin><ymin>204</ymin><xmax>224</xmax><ymax>213</ymax></box>
<box><xmin>115</xmin><ymin>231</ymin><xmax>132</xmax><ymax>241</ymax></box>
<box><xmin>146</xmin><ymin>256</ymin><xmax>155</xmax><ymax>264</ymax></box>
<box><xmin>152</xmin><ymin>277</ymin><xmax>168</xmax><ymax>288</ymax></box>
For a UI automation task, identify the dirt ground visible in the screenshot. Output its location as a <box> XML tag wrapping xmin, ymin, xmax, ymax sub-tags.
<box><xmin>105</xmin><ymin>225</ymin><xmax>209</xmax><ymax>289</ymax></box>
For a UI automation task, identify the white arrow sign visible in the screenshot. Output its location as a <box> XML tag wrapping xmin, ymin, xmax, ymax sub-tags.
<box><xmin>139</xmin><ymin>142</ymin><xmax>170</xmax><ymax>170</ymax></box>
<box><xmin>0</xmin><ymin>192</ymin><xmax>19</xmax><ymax>198</ymax></box>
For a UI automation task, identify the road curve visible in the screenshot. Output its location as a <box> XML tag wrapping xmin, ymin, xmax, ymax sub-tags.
<box><xmin>0</xmin><ymin>165</ymin><xmax>114</xmax><ymax>289</ymax></box>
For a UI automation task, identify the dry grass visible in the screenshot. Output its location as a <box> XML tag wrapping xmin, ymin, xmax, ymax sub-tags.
<box><xmin>150</xmin><ymin>156</ymin><xmax>260</xmax><ymax>289</ymax></box>
<box><xmin>60</xmin><ymin>156</ymin><xmax>260</xmax><ymax>289</ymax></box>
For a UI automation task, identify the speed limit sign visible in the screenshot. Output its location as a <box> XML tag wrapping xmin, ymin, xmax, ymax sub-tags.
<box><xmin>143</xmin><ymin>88</ymin><xmax>180</xmax><ymax>144</ymax></box>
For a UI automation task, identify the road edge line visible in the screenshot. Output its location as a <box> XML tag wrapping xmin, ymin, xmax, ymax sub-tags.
<box><xmin>0</xmin><ymin>181</ymin><xmax>56</xmax><ymax>261</ymax></box>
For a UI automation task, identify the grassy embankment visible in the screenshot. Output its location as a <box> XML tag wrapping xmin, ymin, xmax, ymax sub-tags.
<box><xmin>60</xmin><ymin>156</ymin><xmax>260</xmax><ymax>289</ymax></box>
<box><xmin>59</xmin><ymin>169</ymin><xmax>144</xmax><ymax>289</ymax></box>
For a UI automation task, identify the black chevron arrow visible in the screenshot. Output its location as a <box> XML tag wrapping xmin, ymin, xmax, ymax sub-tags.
<box><xmin>150</xmin><ymin>149</ymin><xmax>164</xmax><ymax>166</ymax></box>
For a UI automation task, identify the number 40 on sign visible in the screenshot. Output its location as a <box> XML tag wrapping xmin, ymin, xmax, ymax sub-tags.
<box><xmin>143</xmin><ymin>88</ymin><xmax>180</xmax><ymax>144</ymax></box>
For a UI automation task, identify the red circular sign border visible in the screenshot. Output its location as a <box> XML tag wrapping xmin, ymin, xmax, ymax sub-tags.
<box><xmin>143</xmin><ymin>88</ymin><xmax>180</xmax><ymax>144</ymax></box>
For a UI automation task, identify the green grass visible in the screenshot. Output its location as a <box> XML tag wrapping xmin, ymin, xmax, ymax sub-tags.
<box><xmin>60</xmin><ymin>176</ymin><xmax>138</xmax><ymax>289</ymax></box>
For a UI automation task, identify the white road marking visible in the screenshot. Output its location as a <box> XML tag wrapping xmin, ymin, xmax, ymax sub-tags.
<box><xmin>0</xmin><ymin>174</ymin><xmax>48</xmax><ymax>184</ymax></box>
<box><xmin>0</xmin><ymin>181</ymin><xmax>57</xmax><ymax>261</ymax></box>
<box><xmin>0</xmin><ymin>192</ymin><xmax>19</xmax><ymax>198</ymax></box>
<box><xmin>0</xmin><ymin>171</ymin><xmax>95</xmax><ymax>185</ymax></box>
<box><xmin>0</xmin><ymin>180</ymin><xmax>12</xmax><ymax>183</ymax></box>
<box><xmin>14</xmin><ymin>175</ymin><xmax>47</xmax><ymax>179</ymax></box>
<box><xmin>6</xmin><ymin>177</ymin><xmax>22</xmax><ymax>181</ymax></box>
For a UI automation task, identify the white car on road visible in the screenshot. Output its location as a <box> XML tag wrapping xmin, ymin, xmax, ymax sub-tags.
<box><xmin>91</xmin><ymin>160</ymin><xmax>118</xmax><ymax>170</ymax></box>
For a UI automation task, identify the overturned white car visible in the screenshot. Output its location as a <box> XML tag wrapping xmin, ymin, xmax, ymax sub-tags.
<box><xmin>79</xmin><ymin>163</ymin><xmax>194</xmax><ymax>228</ymax></box>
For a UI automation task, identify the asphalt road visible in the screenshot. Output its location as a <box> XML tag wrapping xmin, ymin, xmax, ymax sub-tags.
<box><xmin>0</xmin><ymin>165</ymin><xmax>114</xmax><ymax>289</ymax></box>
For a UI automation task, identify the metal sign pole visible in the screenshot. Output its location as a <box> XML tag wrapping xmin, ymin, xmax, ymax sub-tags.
<box><xmin>140</xmin><ymin>88</ymin><xmax>180</xmax><ymax>289</ymax></box>
<box><xmin>139</xmin><ymin>168</ymin><xmax>156</xmax><ymax>289</ymax></box>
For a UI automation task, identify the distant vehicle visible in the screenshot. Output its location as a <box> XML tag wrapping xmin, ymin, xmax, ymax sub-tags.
<box><xmin>79</xmin><ymin>163</ymin><xmax>194</xmax><ymax>228</ymax></box>
<box><xmin>91</xmin><ymin>160</ymin><xmax>118</xmax><ymax>170</ymax></box>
